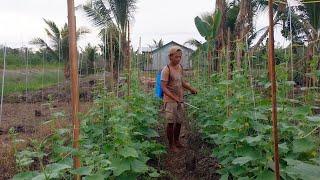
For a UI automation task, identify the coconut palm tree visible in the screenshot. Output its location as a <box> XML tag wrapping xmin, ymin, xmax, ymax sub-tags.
<box><xmin>83</xmin><ymin>0</ymin><xmax>136</xmax><ymax>66</ymax></box>
<box><xmin>83</xmin><ymin>0</ymin><xmax>137</xmax><ymax>93</ymax></box>
<box><xmin>30</xmin><ymin>19</ymin><xmax>89</xmax><ymax>79</ymax></box>
<box><xmin>83</xmin><ymin>43</ymin><xmax>98</xmax><ymax>75</ymax></box>
<box><xmin>148</xmin><ymin>39</ymin><xmax>164</xmax><ymax>49</ymax></box>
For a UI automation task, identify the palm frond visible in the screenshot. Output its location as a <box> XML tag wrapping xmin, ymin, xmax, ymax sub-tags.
<box><xmin>200</xmin><ymin>12</ymin><xmax>214</xmax><ymax>25</ymax></box>
<box><xmin>29</xmin><ymin>38</ymin><xmax>57</xmax><ymax>58</ymax></box>
<box><xmin>43</xmin><ymin>19</ymin><xmax>61</xmax><ymax>41</ymax></box>
<box><xmin>108</xmin><ymin>0</ymin><xmax>137</xmax><ymax>32</ymax></box>
<box><xmin>77</xmin><ymin>27</ymin><xmax>91</xmax><ymax>38</ymax></box>
<box><xmin>184</xmin><ymin>39</ymin><xmax>202</xmax><ymax>48</ymax></box>
<box><xmin>29</xmin><ymin>38</ymin><xmax>49</xmax><ymax>48</ymax></box>
<box><xmin>83</xmin><ymin>0</ymin><xmax>113</xmax><ymax>28</ymax></box>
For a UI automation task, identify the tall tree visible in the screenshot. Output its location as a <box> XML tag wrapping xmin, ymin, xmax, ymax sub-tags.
<box><xmin>148</xmin><ymin>39</ymin><xmax>164</xmax><ymax>49</ymax></box>
<box><xmin>84</xmin><ymin>43</ymin><xmax>98</xmax><ymax>75</ymax></box>
<box><xmin>194</xmin><ymin>10</ymin><xmax>222</xmax><ymax>74</ymax></box>
<box><xmin>30</xmin><ymin>19</ymin><xmax>89</xmax><ymax>78</ymax></box>
<box><xmin>83</xmin><ymin>0</ymin><xmax>137</xmax><ymax>91</ymax></box>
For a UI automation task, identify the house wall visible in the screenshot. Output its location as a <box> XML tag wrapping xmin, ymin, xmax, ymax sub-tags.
<box><xmin>149</xmin><ymin>44</ymin><xmax>193</xmax><ymax>71</ymax></box>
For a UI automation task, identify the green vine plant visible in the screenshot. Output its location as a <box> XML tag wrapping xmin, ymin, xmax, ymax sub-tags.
<box><xmin>187</xmin><ymin>59</ymin><xmax>320</xmax><ymax>179</ymax></box>
<box><xmin>13</xmin><ymin>72</ymin><xmax>166</xmax><ymax>180</ymax></box>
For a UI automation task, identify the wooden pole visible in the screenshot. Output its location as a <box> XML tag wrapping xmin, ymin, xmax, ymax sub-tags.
<box><xmin>67</xmin><ymin>0</ymin><xmax>80</xmax><ymax>179</ymax></box>
<box><xmin>268</xmin><ymin>0</ymin><xmax>280</xmax><ymax>179</ymax></box>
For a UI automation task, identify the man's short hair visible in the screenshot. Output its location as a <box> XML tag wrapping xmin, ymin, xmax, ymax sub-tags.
<box><xmin>169</xmin><ymin>46</ymin><xmax>182</xmax><ymax>56</ymax></box>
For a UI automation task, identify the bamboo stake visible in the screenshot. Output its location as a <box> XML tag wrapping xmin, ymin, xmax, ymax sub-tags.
<box><xmin>25</xmin><ymin>48</ymin><xmax>29</xmax><ymax>103</ymax></box>
<box><xmin>110</xmin><ymin>30</ymin><xmax>114</xmax><ymax>92</ymax></box>
<box><xmin>138</xmin><ymin>37</ymin><xmax>141</xmax><ymax>82</ymax></box>
<box><xmin>116</xmin><ymin>33</ymin><xmax>121</xmax><ymax>97</ymax></box>
<box><xmin>67</xmin><ymin>1</ymin><xmax>80</xmax><ymax>179</ymax></box>
<box><xmin>268</xmin><ymin>0</ymin><xmax>280</xmax><ymax>179</ymax></box>
<box><xmin>227</xmin><ymin>28</ymin><xmax>231</xmax><ymax>117</ymax></box>
<box><xmin>127</xmin><ymin>21</ymin><xmax>131</xmax><ymax>97</ymax></box>
<box><xmin>0</xmin><ymin>45</ymin><xmax>6</xmax><ymax>124</ymax></box>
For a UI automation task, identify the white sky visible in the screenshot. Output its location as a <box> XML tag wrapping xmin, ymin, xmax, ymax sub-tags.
<box><xmin>0</xmin><ymin>0</ymin><xmax>292</xmax><ymax>51</ymax></box>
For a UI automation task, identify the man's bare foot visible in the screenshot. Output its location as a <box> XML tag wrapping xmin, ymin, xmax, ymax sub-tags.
<box><xmin>169</xmin><ymin>145</ymin><xmax>179</xmax><ymax>153</ymax></box>
<box><xmin>175</xmin><ymin>141</ymin><xmax>185</xmax><ymax>149</ymax></box>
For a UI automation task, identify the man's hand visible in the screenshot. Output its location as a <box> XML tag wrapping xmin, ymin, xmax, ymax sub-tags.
<box><xmin>174</xmin><ymin>97</ymin><xmax>183</xmax><ymax>104</ymax></box>
<box><xmin>190</xmin><ymin>88</ymin><xmax>198</xmax><ymax>94</ymax></box>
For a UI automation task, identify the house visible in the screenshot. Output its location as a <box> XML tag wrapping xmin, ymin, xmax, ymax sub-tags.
<box><xmin>144</xmin><ymin>41</ymin><xmax>194</xmax><ymax>71</ymax></box>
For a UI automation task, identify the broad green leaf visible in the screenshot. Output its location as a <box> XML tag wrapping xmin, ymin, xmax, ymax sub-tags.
<box><xmin>117</xmin><ymin>174</ymin><xmax>137</xmax><ymax>180</ymax></box>
<box><xmin>84</xmin><ymin>174</ymin><xmax>105</xmax><ymax>180</ymax></box>
<box><xmin>307</xmin><ymin>116</ymin><xmax>320</xmax><ymax>122</ymax></box>
<box><xmin>284</xmin><ymin>158</ymin><xmax>303</xmax><ymax>166</ymax></box>
<box><xmin>264</xmin><ymin>82</ymin><xmax>271</xmax><ymax>89</ymax></box>
<box><xmin>131</xmin><ymin>159</ymin><xmax>149</xmax><ymax>173</ymax></box>
<box><xmin>144</xmin><ymin>128</ymin><xmax>159</xmax><ymax>138</ymax></box>
<box><xmin>218</xmin><ymin>80</ymin><xmax>233</xmax><ymax>85</ymax></box>
<box><xmin>256</xmin><ymin>170</ymin><xmax>275</xmax><ymax>180</ymax></box>
<box><xmin>312</xmin><ymin>157</ymin><xmax>320</xmax><ymax>165</ymax></box>
<box><xmin>279</xmin><ymin>143</ymin><xmax>289</xmax><ymax>154</ymax></box>
<box><xmin>54</xmin><ymin>146</ymin><xmax>73</xmax><ymax>154</ymax></box>
<box><xmin>194</xmin><ymin>16</ymin><xmax>210</xmax><ymax>37</ymax></box>
<box><xmin>70</xmin><ymin>166</ymin><xmax>93</xmax><ymax>176</ymax></box>
<box><xmin>293</xmin><ymin>138</ymin><xmax>316</xmax><ymax>153</ymax></box>
<box><xmin>56</xmin><ymin>128</ymin><xmax>70</xmax><ymax>135</ymax></box>
<box><xmin>232</xmin><ymin>156</ymin><xmax>254</xmax><ymax>165</ymax></box>
<box><xmin>13</xmin><ymin>172</ymin><xmax>39</xmax><ymax>180</ymax></box>
<box><xmin>244</xmin><ymin>135</ymin><xmax>263</xmax><ymax>145</ymax></box>
<box><xmin>110</xmin><ymin>157</ymin><xmax>131</xmax><ymax>176</ymax></box>
<box><xmin>223</xmin><ymin>119</ymin><xmax>238</xmax><ymax>129</ymax></box>
<box><xmin>286</xmin><ymin>162</ymin><xmax>320</xmax><ymax>180</ymax></box>
<box><xmin>149</xmin><ymin>171</ymin><xmax>160</xmax><ymax>177</ymax></box>
<box><xmin>46</xmin><ymin>163</ymin><xmax>71</xmax><ymax>173</ymax></box>
<box><xmin>211</xmin><ymin>9</ymin><xmax>222</xmax><ymax>38</ymax></box>
<box><xmin>31</xmin><ymin>173</ymin><xmax>46</xmax><ymax>180</ymax></box>
<box><xmin>237</xmin><ymin>146</ymin><xmax>261</xmax><ymax>160</ymax></box>
<box><xmin>238</xmin><ymin>177</ymin><xmax>249</xmax><ymax>180</ymax></box>
<box><xmin>285</xmin><ymin>81</ymin><xmax>296</xmax><ymax>85</ymax></box>
<box><xmin>119</xmin><ymin>147</ymin><xmax>139</xmax><ymax>158</ymax></box>
<box><xmin>246</xmin><ymin>112</ymin><xmax>268</xmax><ymax>121</ymax></box>
<box><xmin>220</xmin><ymin>174</ymin><xmax>229</xmax><ymax>180</ymax></box>
<box><xmin>229</xmin><ymin>165</ymin><xmax>247</xmax><ymax>176</ymax></box>
<box><xmin>252</xmin><ymin>121</ymin><xmax>271</xmax><ymax>133</ymax></box>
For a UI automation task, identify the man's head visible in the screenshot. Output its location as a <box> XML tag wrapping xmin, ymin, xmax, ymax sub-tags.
<box><xmin>168</xmin><ymin>46</ymin><xmax>182</xmax><ymax>65</ymax></box>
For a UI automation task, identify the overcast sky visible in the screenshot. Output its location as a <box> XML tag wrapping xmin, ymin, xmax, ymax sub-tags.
<box><xmin>0</xmin><ymin>0</ymin><xmax>295</xmax><ymax>51</ymax></box>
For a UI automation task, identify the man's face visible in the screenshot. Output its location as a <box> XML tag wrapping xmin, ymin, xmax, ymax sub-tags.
<box><xmin>169</xmin><ymin>51</ymin><xmax>182</xmax><ymax>65</ymax></box>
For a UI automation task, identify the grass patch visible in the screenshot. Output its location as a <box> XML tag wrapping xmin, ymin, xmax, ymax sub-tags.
<box><xmin>1</xmin><ymin>69</ymin><xmax>63</xmax><ymax>95</ymax></box>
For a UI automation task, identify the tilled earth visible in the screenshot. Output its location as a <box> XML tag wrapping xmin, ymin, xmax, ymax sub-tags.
<box><xmin>0</xmin><ymin>79</ymin><xmax>96</xmax><ymax>179</ymax></box>
<box><xmin>155</xmin><ymin>114</ymin><xmax>220</xmax><ymax>180</ymax></box>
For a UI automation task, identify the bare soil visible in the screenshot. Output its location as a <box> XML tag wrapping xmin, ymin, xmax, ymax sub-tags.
<box><xmin>0</xmin><ymin>77</ymin><xmax>96</xmax><ymax>179</ymax></box>
<box><xmin>154</xmin><ymin>112</ymin><xmax>220</xmax><ymax>180</ymax></box>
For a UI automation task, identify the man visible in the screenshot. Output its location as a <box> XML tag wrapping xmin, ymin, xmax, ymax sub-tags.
<box><xmin>161</xmin><ymin>46</ymin><xmax>198</xmax><ymax>153</ymax></box>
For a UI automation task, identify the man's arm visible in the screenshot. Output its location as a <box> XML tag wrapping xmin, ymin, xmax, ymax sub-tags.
<box><xmin>182</xmin><ymin>81</ymin><xmax>198</xmax><ymax>94</ymax></box>
<box><xmin>162</xmin><ymin>81</ymin><xmax>181</xmax><ymax>103</ymax></box>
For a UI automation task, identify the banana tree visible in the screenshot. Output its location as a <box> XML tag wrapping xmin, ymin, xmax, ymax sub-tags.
<box><xmin>302</xmin><ymin>0</ymin><xmax>320</xmax><ymax>86</ymax></box>
<box><xmin>194</xmin><ymin>9</ymin><xmax>222</xmax><ymax>74</ymax></box>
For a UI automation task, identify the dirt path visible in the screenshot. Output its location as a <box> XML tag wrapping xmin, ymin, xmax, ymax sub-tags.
<box><xmin>157</xmin><ymin>118</ymin><xmax>220</xmax><ymax>179</ymax></box>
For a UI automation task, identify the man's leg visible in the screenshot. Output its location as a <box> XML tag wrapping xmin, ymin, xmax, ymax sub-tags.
<box><xmin>167</xmin><ymin>123</ymin><xmax>178</xmax><ymax>152</ymax></box>
<box><xmin>174</xmin><ymin>123</ymin><xmax>184</xmax><ymax>148</ymax></box>
<box><xmin>174</xmin><ymin>103</ymin><xmax>185</xmax><ymax>148</ymax></box>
